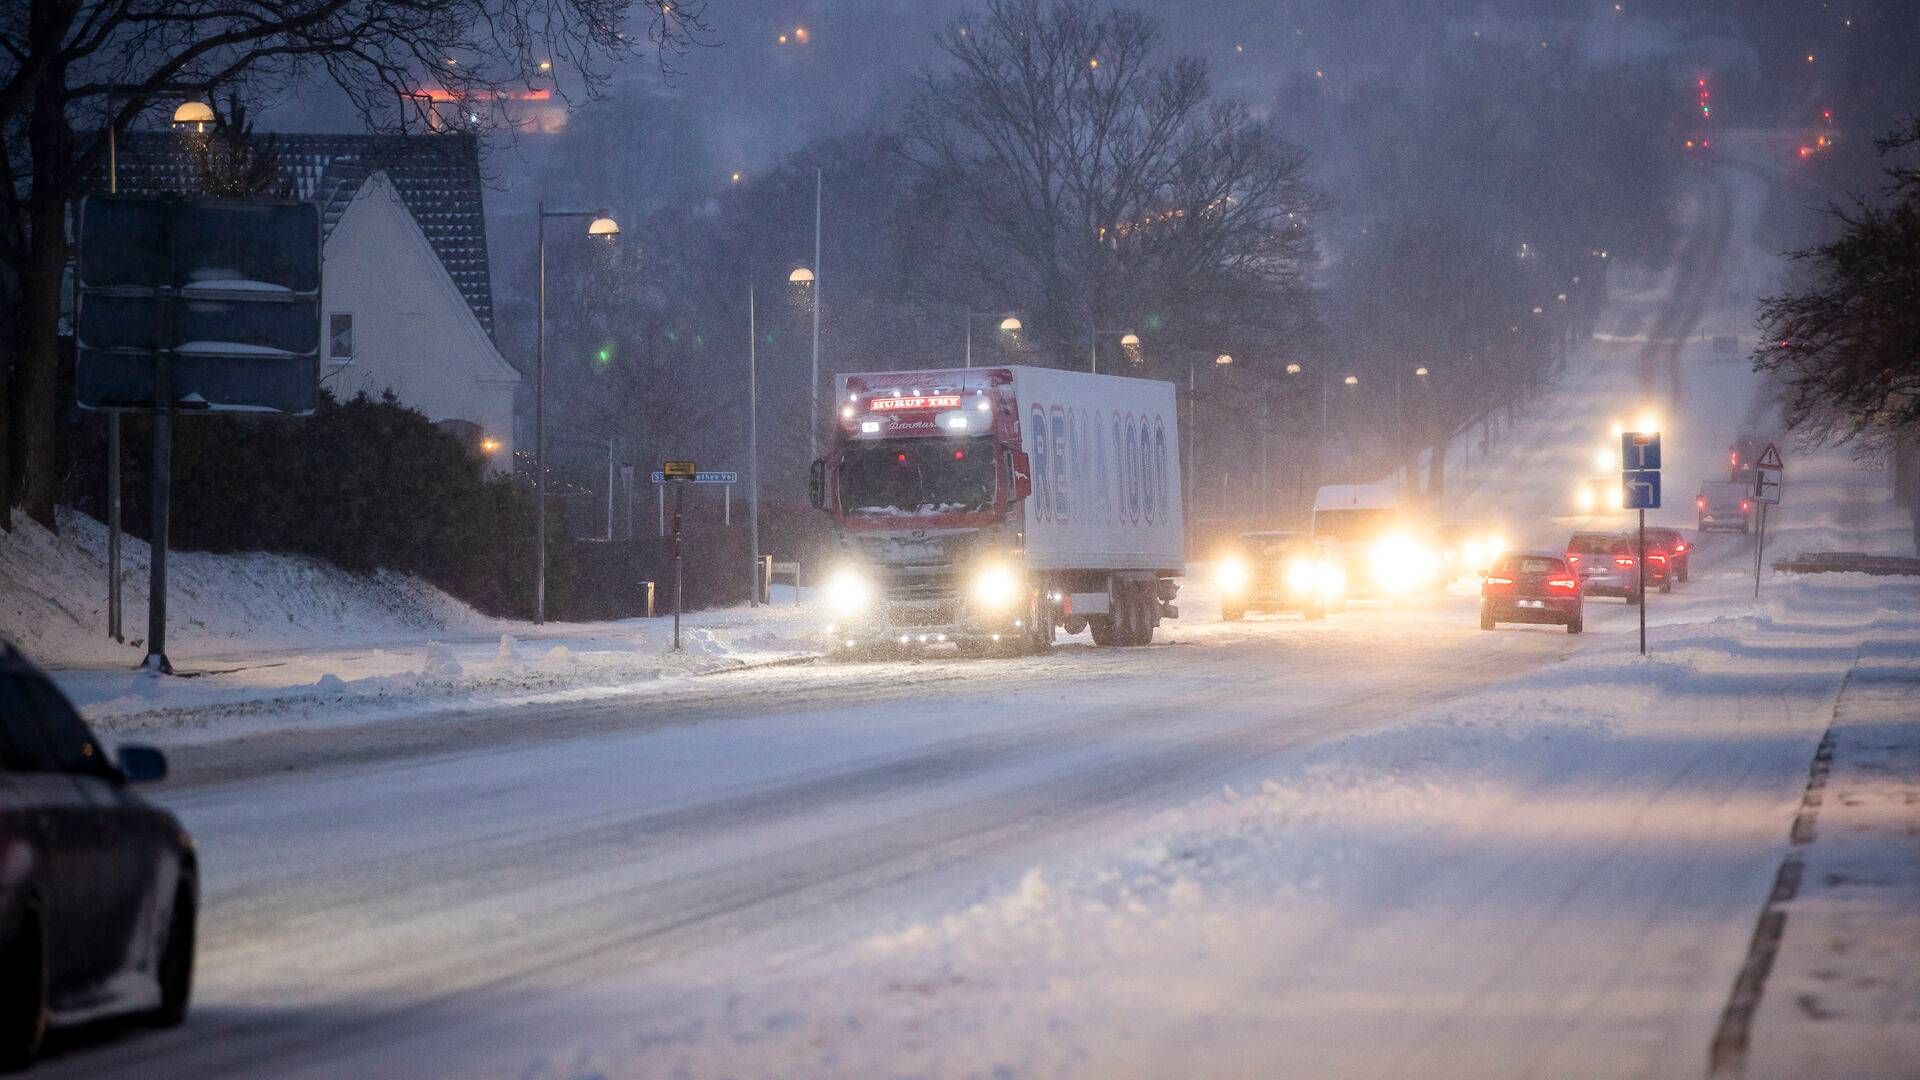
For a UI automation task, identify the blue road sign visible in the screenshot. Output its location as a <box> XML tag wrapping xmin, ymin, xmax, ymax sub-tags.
<box><xmin>651</xmin><ymin>470</ymin><xmax>739</xmax><ymax>484</ymax></box>
<box><xmin>1623</xmin><ymin>470</ymin><xmax>1661</xmax><ymax>510</ymax></box>
<box><xmin>1621</xmin><ymin>431</ymin><xmax>1662</xmax><ymax>471</ymax></box>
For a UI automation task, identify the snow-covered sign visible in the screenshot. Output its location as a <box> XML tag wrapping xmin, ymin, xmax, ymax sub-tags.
<box><xmin>1755</xmin><ymin>443</ymin><xmax>1783</xmax><ymax>504</ymax></box>
<box><xmin>74</xmin><ymin>194</ymin><xmax>321</xmax><ymax>415</ymax></box>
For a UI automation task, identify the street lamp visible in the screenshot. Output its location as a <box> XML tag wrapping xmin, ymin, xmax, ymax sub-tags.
<box><xmin>534</xmin><ymin>203</ymin><xmax>619</xmax><ymax>624</ymax></box>
<box><xmin>964</xmin><ymin>310</ymin><xmax>1022</xmax><ymax>368</ymax></box>
<box><xmin>170</xmin><ymin>100</ymin><xmax>215</xmax><ymax>133</ymax></box>
<box><xmin>1088</xmin><ymin>327</ymin><xmax>1139</xmax><ymax>373</ymax></box>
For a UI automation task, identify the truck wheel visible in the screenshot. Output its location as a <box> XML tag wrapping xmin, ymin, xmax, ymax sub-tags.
<box><xmin>1221</xmin><ymin>601</ymin><xmax>1245</xmax><ymax>622</ymax></box>
<box><xmin>1089</xmin><ymin>617</ymin><xmax>1116</xmax><ymax>646</ymax></box>
<box><xmin>1135</xmin><ymin>595</ymin><xmax>1156</xmax><ymax>645</ymax></box>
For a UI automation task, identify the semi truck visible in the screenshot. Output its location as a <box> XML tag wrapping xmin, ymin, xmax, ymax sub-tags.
<box><xmin>808</xmin><ymin>365</ymin><xmax>1184</xmax><ymax>654</ymax></box>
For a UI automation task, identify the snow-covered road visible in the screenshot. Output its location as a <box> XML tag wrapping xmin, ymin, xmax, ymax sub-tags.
<box><xmin>33</xmin><ymin>139</ymin><xmax>1920</xmax><ymax>1078</ymax></box>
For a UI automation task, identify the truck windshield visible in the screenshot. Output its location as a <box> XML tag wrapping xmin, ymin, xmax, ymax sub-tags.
<box><xmin>840</xmin><ymin>439</ymin><xmax>996</xmax><ymax>516</ymax></box>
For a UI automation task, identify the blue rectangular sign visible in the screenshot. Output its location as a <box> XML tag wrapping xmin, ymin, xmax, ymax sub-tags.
<box><xmin>1621</xmin><ymin>431</ymin><xmax>1662</xmax><ymax>471</ymax></box>
<box><xmin>1623</xmin><ymin>470</ymin><xmax>1661</xmax><ymax>510</ymax></box>
<box><xmin>650</xmin><ymin>470</ymin><xmax>738</xmax><ymax>484</ymax></box>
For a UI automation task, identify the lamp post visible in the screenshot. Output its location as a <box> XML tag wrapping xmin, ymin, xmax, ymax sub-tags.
<box><xmin>964</xmin><ymin>311</ymin><xmax>1022</xmax><ymax>368</ymax></box>
<box><xmin>1088</xmin><ymin>327</ymin><xmax>1139</xmax><ymax>374</ymax></box>
<box><xmin>534</xmin><ymin>203</ymin><xmax>620</xmax><ymax>624</ymax></box>
<box><xmin>1185</xmin><ymin>354</ymin><xmax>1232</xmax><ymax>548</ymax></box>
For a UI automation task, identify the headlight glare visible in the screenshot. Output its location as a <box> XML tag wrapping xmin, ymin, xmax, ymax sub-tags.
<box><xmin>824</xmin><ymin>566</ymin><xmax>873</xmax><ymax>616</ymax></box>
<box><xmin>1215</xmin><ymin>556</ymin><xmax>1250</xmax><ymax>594</ymax></box>
<box><xmin>972</xmin><ymin>564</ymin><xmax>1021</xmax><ymax>609</ymax></box>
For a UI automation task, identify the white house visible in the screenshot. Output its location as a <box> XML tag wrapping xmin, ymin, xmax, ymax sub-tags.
<box><xmin>319</xmin><ymin>170</ymin><xmax>519</xmax><ymax>468</ymax></box>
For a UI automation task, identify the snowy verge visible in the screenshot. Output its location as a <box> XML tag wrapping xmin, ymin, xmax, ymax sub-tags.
<box><xmin>2</xmin><ymin>509</ymin><xmax>823</xmax><ymax>743</ymax></box>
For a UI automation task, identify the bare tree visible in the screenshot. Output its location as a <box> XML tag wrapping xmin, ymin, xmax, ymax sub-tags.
<box><xmin>1754</xmin><ymin>119</ymin><xmax>1920</xmax><ymax>454</ymax></box>
<box><xmin>898</xmin><ymin>0</ymin><xmax>1321</xmax><ymax>378</ymax></box>
<box><xmin>0</xmin><ymin>0</ymin><xmax>715</xmax><ymax>528</ymax></box>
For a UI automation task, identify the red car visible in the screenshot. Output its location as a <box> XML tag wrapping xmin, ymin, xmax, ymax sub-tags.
<box><xmin>1481</xmin><ymin>551</ymin><xmax>1584</xmax><ymax>633</ymax></box>
<box><xmin>1638</xmin><ymin>527</ymin><xmax>1692</xmax><ymax>585</ymax></box>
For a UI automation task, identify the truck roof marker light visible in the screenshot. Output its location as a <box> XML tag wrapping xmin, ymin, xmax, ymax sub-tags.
<box><xmin>954</xmin><ymin>450</ymin><xmax>966</xmax><ymax>459</ymax></box>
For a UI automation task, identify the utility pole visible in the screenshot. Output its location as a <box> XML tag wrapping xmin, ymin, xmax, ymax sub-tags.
<box><xmin>748</xmin><ymin>281</ymin><xmax>761</xmax><ymax>607</ymax></box>
<box><xmin>606</xmin><ymin>436</ymin><xmax>615</xmax><ymax>542</ymax></box>
<box><xmin>810</xmin><ymin>167</ymin><xmax>822</xmax><ymax>461</ymax></box>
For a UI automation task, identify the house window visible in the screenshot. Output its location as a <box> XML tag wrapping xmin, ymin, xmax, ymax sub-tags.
<box><xmin>328</xmin><ymin>312</ymin><xmax>355</xmax><ymax>363</ymax></box>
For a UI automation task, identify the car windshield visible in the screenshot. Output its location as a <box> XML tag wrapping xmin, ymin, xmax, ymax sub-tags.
<box><xmin>840</xmin><ymin>438</ymin><xmax>996</xmax><ymax>516</ymax></box>
<box><xmin>1568</xmin><ymin>535</ymin><xmax>1612</xmax><ymax>554</ymax></box>
<box><xmin>1518</xmin><ymin>556</ymin><xmax>1563</xmax><ymax>575</ymax></box>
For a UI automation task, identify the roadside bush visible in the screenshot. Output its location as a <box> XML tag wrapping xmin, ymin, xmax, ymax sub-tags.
<box><xmin>63</xmin><ymin>390</ymin><xmax>574</xmax><ymax>619</ymax></box>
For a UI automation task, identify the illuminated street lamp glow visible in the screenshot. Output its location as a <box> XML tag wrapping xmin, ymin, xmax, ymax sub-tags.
<box><xmin>1285</xmin><ymin>362</ymin><xmax>1302</xmax><ymax>375</ymax></box>
<box><xmin>587</xmin><ymin>215</ymin><xmax>620</xmax><ymax>237</ymax></box>
<box><xmin>998</xmin><ymin>317</ymin><xmax>1022</xmax><ymax>332</ymax></box>
<box><xmin>1119</xmin><ymin>333</ymin><xmax>1140</xmax><ymax>347</ymax></box>
<box><xmin>1343</xmin><ymin>375</ymin><xmax>1359</xmax><ymax>386</ymax></box>
<box><xmin>1215</xmin><ymin>354</ymin><xmax>1233</xmax><ymax>366</ymax></box>
<box><xmin>789</xmin><ymin>267</ymin><xmax>815</xmax><ymax>283</ymax></box>
<box><xmin>170</xmin><ymin>100</ymin><xmax>215</xmax><ymax>132</ymax></box>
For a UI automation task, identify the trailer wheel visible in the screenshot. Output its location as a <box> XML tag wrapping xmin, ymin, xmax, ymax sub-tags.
<box><xmin>1089</xmin><ymin>616</ymin><xmax>1116</xmax><ymax>646</ymax></box>
<box><xmin>1134</xmin><ymin>594</ymin><xmax>1156</xmax><ymax>645</ymax></box>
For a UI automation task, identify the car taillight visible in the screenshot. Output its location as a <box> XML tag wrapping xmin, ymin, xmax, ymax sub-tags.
<box><xmin>1649</xmin><ymin>553</ymin><xmax>1667</xmax><ymax>563</ymax></box>
<box><xmin>1697</xmin><ymin>496</ymin><xmax>1706</xmax><ymax>509</ymax></box>
<box><xmin>1546</xmin><ymin>577</ymin><xmax>1578</xmax><ymax>590</ymax></box>
<box><xmin>1484</xmin><ymin>576</ymin><xmax>1514</xmax><ymax>585</ymax></box>
<box><xmin>1741</xmin><ymin>500</ymin><xmax>1751</xmax><ymax>511</ymax></box>
<box><xmin>1675</xmin><ymin>542</ymin><xmax>1687</xmax><ymax>552</ymax></box>
<box><xmin>1565</xmin><ymin>554</ymin><xmax>1581</xmax><ymax>564</ymax></box>
<box><xmin>1615</xmin><ymin>557</ymin><xmax>1636</xmax><ymax>567</ymax></box>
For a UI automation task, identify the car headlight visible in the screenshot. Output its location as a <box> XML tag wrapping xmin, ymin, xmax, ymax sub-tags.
<box><xmin>972</xmin><ymin>563</ymin><xmax>1021</xmax><ymax>610</ymax></box>
<box><xmin>1285</xmin><ymin>557</ymin><xmax>1317</xmax><ymax>596</ymax></box>
<box><xmin>1461</xmin><ymin>539</ymin><xmax>1486</xmax><ymax>570</ymax></box>
<box><xmin>824</xmin><ymin>566</ymin><xmax>873</xmax><ymax>616</ymax></box>
<box><xmin>1370</xmin><ymin>535</ymin><xmax>1434</xmax><ymax>593</ymax></box>
<box><xmin>1215</xmin><ymin>556</ymin><xmax>1250</xmax><ymax>594</ymax></box>
<box><xmin>1316</xmin><ymin>561</ymin><xmax>1347</xmax><ymax>599</ymax></box>
<box><xmin>1576</xmin><ymin>485</ymin><xmax>1597</xmax><ymax>512</ymax></box>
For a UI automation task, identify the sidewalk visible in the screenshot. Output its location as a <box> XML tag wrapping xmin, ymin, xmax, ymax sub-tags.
<box><xmin>1729</xmin><ymin>641</ymin><xmax>1920</xmax><ymax>1078</ymax></box>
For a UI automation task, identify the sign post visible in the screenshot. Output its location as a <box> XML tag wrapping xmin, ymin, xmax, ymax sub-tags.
<box><xmin>1622</xmin><ymin>432</ymin><xmax>1662</xmax><ymax>657</ymax></box>
<box><xmin>1753</xmin><ymin>443</ymin><xmax>1784</xmax><ymax>596</ymax></box>
<box><xmin>662</xmin><ymin>460</ymin><xmax>697</xmax><ymax>651</ymax></box>
<box><xmin>75</xmin><ymin>195</ymin><xmax>322</xmax><ymax>673</ymax></box>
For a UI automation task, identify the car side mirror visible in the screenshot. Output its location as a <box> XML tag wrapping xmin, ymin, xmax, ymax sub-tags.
<box><xmin>1009</xmin><ymin>451</ymin><xmax>1033</xmax><ymax>501</ymax></box>
<box><xmin>808</xmin><ymin>458</ymin><xmax>827</xmax><ymax>511</ymax></box>
<box><xmin>117</xmin><ymin>744</ymin><xmax>168</xmax><ymax>784</ymax></box>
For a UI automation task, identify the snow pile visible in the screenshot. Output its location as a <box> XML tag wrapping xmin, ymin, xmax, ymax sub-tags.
<box><xmin>1</xmin><ymin>508</ymin><xmax>482</xmax><ymax>667</ymax></box>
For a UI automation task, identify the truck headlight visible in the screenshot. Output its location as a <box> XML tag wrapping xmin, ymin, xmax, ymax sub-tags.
<box><xmin>1215</xmin><ymin>556</ymin><xmax>1250</xmax><ymax>594</ymax></box>
<box><xmin>972</xmin><ymin>563</ymin><xmax>1021</xmax><ymax>610</ymax></box>
<box><xmin>824</xmin><ymin>566</ymin><xmax>873</xmax><ymax>616</ymax></box>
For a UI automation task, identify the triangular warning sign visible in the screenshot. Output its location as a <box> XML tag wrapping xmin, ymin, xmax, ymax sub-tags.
<box><xmin>1756</xmin><ymin>443</ymin><xmax>1784</xmax><ymax>469</ymax></box>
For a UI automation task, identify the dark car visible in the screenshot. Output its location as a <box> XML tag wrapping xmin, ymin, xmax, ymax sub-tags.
<box><xmin>0</xmin><ymin>644</ymin><xmax>195</xmax><ymax>1069</ymax></box>
<box><xmin>1215</xmin><ymin>531</ymin><xmax>1345</xmax><ymax>621</ymax></box>
<box><xmin>1565</xmin><ymin>532</ymin><xmax>1642</xmax><ymax>603</ymax></box>
<box><xmin>1481</xmin><ymin>552</ymin><xmax>1584</xmax><ymax>633</ymax></box>
<box><xmin>1635</xmin><ymin>526</ymin><xmax>1692</xmax><ymax>586</ymax></box>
